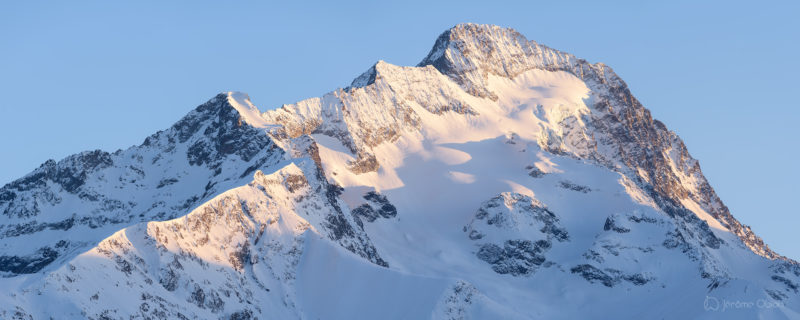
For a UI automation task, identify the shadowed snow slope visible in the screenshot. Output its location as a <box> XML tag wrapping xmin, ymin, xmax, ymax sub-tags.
<box><xmin>1</xmin><ymin>23</ymin><xmax>798</xmax><ymax>319</ymax></box>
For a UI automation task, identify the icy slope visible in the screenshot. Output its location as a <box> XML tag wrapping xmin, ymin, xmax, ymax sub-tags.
<box><xmin>1</xmin><ymin>23</ymin><xmax>798</xmax><ymax>319</ymax></box>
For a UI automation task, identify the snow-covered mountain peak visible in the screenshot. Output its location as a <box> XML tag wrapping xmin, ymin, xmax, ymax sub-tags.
<box><xmin>1</xmin><ymin>23</ymin><xmax>798</xmax><ymax>319</ymax></box>
<box><xmin>419</xmin><ymin>23</ymin><xmax>530</xmax><ymax>70</ymax></box>
<box><xmin>418</xmin><ymin>23</ymin><xmax>598</xmax><ymax>100</ymax></box>
<box><xmin>350</xmin><ymin>60</ymin><xmax>394</xmax><ymax>88</ymax></box>
<box><xmin>262</xmin><ymin>24</ymin><xmax>791</xmax><ymax>264</ymax></box>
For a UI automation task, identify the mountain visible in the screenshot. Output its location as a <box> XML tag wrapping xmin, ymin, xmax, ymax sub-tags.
<box><xmin>1</xmin><ymin>23</ymin><xmax>798</xmax><ymax>319</ymax></box>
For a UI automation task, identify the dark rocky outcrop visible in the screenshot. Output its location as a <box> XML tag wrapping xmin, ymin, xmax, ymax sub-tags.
<box><xmin>603</xmin><ymin>216</ymin><xmax>631</xmax><ymax>233</ymax></box>
<box><xmin>351</xmin><ymin>191</ymin><xmax>398</xmax><ymax>223</ymax></box>
<box><xmin>467</xmin><ymin>193</ymin><xmax>569</xmax><ymax>276</ymax></box>
<box><xmin>477</xmin><ymin>239</ymin><xmax>550</xmax><ymax>276</ymax></box>
<box><xmin>559</xmin><ymin>181</ymin><xmax>591</xmax><ymax>193</ymax></box>
<box><xmin>0</xmin><ymin>246</ymin><xmax>60</xmax><ymax>274</ymax></box>
<box><xmin>570</xmin><ymin>264</ymin><xmax>652</xmax><ymax>287</ymax></box>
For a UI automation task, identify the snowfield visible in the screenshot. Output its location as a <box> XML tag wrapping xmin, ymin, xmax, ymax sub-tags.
<box><xmin>0</xmin><ymin>23</ymin><xmax>798</xmax><ymax>319</ymax></box>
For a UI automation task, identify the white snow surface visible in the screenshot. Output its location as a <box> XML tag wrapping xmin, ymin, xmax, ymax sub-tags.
<box><xmin>0</xmin><ymin>23</ymin><xmax>798</xmax><ymax>319</ymax></box>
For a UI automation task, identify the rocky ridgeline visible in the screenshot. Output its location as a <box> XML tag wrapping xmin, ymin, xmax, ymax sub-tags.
<box><xmin>0</xmin><ymin>94</ymin><xmax>285</xmax><ymax>275</ymax></box>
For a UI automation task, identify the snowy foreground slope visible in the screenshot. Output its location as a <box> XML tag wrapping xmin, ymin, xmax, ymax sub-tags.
<box><xmin>1</xmin><ymin>24</ymin><xmax>798</xmax><ymax>319</ymax></box>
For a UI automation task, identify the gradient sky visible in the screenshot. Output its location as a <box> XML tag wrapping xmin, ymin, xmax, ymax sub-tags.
<box><xmin>1</xmin><ymin>1</ymin><xmax>797</xmax><ymax>260</ymax></box>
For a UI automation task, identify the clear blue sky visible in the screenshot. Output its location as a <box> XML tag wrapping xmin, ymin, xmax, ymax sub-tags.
<box><xmin>1</xmin><ymin>1</ymin><xmax>797</xmax><ymax>260</ymax></box>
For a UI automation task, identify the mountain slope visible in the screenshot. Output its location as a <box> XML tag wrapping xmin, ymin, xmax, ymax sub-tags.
<box><xmin>1</xmin><ymin>23</ymin><xmax>798</xmax><ymax>319</ymax></box>
<box><xmin>0</xmin><ymin>93</ymin><xmax>285</xmax><ymax>276</ymax></box>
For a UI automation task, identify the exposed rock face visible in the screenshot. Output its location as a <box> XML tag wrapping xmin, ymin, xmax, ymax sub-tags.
<box><xmin>477</xmin><ymin>239</ymin><xmax>550</xmax><ymax>276</ymax></box>
<box><xmin>351</xmin><ymin>191</ymin><xmax>398</xmax><ymax>224</ymax></box>
<box><xmin>0</xmin><ymin>23</ymin><xmax>797</xmax><ymax>319</ymax></box>
<box><xmin>1</xmin><ymin>150</ymin><xmax>113</xmax><ymax>219</ymax></box>
<box><xmin>570</xmin><ymin>264</ymin><xmax>652</xmax><ymax>287</ymax></box>
<box><xmin>182</xmin><ymin>95</ymin><xmax>274</xmax><ymax>167</ymax></box>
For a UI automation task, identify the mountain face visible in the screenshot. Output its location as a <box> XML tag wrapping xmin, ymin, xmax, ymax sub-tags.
<box><xmin>1</xmin><ymin>24</ymin><xmax>798</xmax><ymax>319</ymax></box>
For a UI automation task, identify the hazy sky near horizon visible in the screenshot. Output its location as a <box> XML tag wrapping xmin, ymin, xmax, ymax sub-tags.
<box><xmin>1</xmin><ymin>1</ymin><xmax>798</xmax><ymax>260</ymax></box>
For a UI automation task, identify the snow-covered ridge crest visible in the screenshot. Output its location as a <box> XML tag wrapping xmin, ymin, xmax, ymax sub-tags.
<box><xmin>417</xmin><ymin>23</ymin><xmax>621</xmax><ymax>100</ymax></box>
